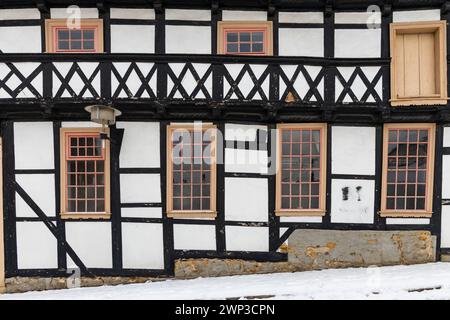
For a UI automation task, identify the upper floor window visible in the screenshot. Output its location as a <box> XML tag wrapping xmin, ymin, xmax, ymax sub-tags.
<box><xmin>390</xmin><ymin>21</ymin><xmax>447</xmax><ymax>106</ymax></box>
<box><xmin>45</xmin><ymin>19</ymin><xmax>104</xmax><ymax>53</ymax></box>
<box><xmin>218</xmin><ymin>21</ymin><xmax>273</xmax><ymax>56</ymax></box>
<box><xmin>60</xmin><ymin>128</ymin><xmax>110</xmax><ymax>219</ymax></box>
<box><xmin>380</xmin><ymin>123</ymin><xmax>435</xmax><ymax>218</ymax></box>
<box><xmin>167</xmin><ymin>124</ymin><xmax>217</xmax><ymax>218</ymax></box>
<box><xmin>276</xmin><ymin>123</ymin><xmax>327</xmax><ymax>217</ymax></box>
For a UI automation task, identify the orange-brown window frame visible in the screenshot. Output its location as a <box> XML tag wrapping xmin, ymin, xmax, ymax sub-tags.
<box><xmin>166</xmin><ymin>124</ymin><xmax>217</xmax><ymax>219</ymax></box>
<box><xmin>60</xmin><ymin>128</ymin><xmax>110</xmax><ymax>220</ymax></box>
<box><xmin>275</xmin><ymin>123</ymin><xmax>327</xmax><ymax>217</ymax></box>
<box><xmin>45</xmin><ymin>19</ymin><xmax>104</xmax><ymax>53</ymax></box>
<box><xmin>217</xmin><ymin>21</ymin><xmax>273</xmax><ymax>56</ymax></box>
<box><xmin>380</xmin><ymin>123</ymin><xmax>435</xmax><ymax>218</ymax></box>
<box><xmin>390</xmin><ymin>21</ymin><xmax>447</xmax><ymax>106</ymax></box>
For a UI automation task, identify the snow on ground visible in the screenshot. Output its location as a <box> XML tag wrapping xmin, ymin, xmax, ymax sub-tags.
<box><xmin>2</xmin><ymin>262</ymin><xmax>450</xmax><ymax>300</ymax></box>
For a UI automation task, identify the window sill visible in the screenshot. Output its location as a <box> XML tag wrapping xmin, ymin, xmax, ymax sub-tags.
<box><xmin>275</xmin><ymin>210</ymin><xmax>326</xmax><ymax>217</ymax></box>
<box><xmin>167</xmin><ymin>211</ymin><xmax>217</xmax><ymax>219</ymax></box>
<box><xmin>60</xmin><ymin>213</ymin><xmax>111</xmax><ymax>220</ymax></box>
<box><xmin>379</xmin><ymin>211</ymin><xmax>432</xmax><ymax>218</ymax></box>
<box><xmin>390</xmin><ymin>97</ymin><xmax>448</xmax><ymax>106</ymax></box>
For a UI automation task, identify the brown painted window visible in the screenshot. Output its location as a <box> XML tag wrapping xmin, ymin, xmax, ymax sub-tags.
<box><xmin>390</xmin><ymin>21</ymin><xmax>447</xmax><ymax>106</ymax></box>
<box><xmin>381</xmin><ymin>124</ymin><xmax>435</xmax><ymax>218</ymax></box>
<box><xmin>167</xmin><ymin>124</ymin><xmax>217</xmax><ymax>218</ymax></box>
<box><xmin>218</xmin><ymin>21</ymin><xmax>273</xmax><ymax>55</ymax></box>
<box><xmin>60</xmin><ymin>128</ymin><xmax>110</xmax><ymax>219</ymax></box>
<box><xmin>276</xmin><ymin>123</ymin><xmax>327</xmax><ymax>216</ymax></box>
<box><xmin>45</xmin><ymin>19</ymin><xmax>104</xmax><ymax>53</ymax></box>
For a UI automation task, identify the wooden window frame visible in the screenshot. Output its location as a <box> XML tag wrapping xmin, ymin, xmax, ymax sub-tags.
<box><xmin>390</xmin><ymin>20</ymin><xmax>447</xmax><ymax>106</ymax></box>
<box><xmin>380</xmin><ymin>123</ymin><xmax>435</xmax><ymax>218</ymax></box>
<box><xmin>166</xmin><ymin>123</ymin><xmax>217</xmax><ymax>219</ymax></box>
<box><xmin>275</xmin><ymin>123</ymin><xmax>327</xmax><ymax>217</ymax></box>
<box><xmin>217</xmin><ymin>21</ymin><xmax>273</xmax><ymax>56</ymax></box>
<box><xmin>60</xmin><ymin>128</ymin><xmax>111</xmax><ymax>220</ymax></box>
<box><xmin>45</xmin><ymin>19</ymin><xmax>104</xmax><ymax>53</ymax></box>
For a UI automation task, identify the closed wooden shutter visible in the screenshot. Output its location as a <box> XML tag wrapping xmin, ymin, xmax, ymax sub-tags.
<box><xmin>395</xmin><ymin>31</ymin><xmax>437</xmax><ymax>98</ymax></box>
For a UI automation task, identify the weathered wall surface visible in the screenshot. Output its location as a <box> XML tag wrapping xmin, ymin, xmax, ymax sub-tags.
<box><xmin>288</xmin><ymin>229</ymin><xmax>436</xmax><ymax>269</ymax></box>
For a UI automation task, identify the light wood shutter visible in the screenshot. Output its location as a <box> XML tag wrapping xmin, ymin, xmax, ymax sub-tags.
<box><xmin>390</xmin><ymin>21</ymin><xmax>447</xmax><ymax>106</ymax></box>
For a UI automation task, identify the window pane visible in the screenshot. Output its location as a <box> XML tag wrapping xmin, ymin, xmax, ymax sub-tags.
<box><xmin>58</xmin><ymin>40</ymin><xmax>69</xmax><ymax>50</ymax></box>
<box><xmin>252</xmin><ymin>43</ymin><xmax>263</xmax><ymax>52</ymax></box>
<box><xmin>84</xmin><ymin>40</ymin><xmax>95</xmax><ymax>50</ymax></box>
<box><xmin>58</xmin><ymin>30</ymin><xmax>69</xmax><ymax>40</ymax></box>
<box><xmin>240</xmin><ymin>32</ymin><xmax>250</xmax><ymax>41</ymax></box>
<box><xmin>252</xmin><ymin>32</ymin><xmax>264</xmax><ymax>42</ymax></box>
<box><xmin>227</xmin><ymin>43</ymin><xmax>238</xmax><ymax>53</ymax></box>
<box><xmin>71</xmin><ymin>30</ymin><xmax>82</xmax><ymax>39</ymax></box>
<box><xmin>83</xmin><ymin>30</ymin><xmax>95</xmax><ymax>39</ymax></box>
<box><xmin>72</xmin><ymin>41</ymin><xmax>82</xmax><ymax>50</ymax></box>
<box><xmin>227</xmin><ymin>32</ymin><xmax>238</xmax><ymax>42</ymax></box>
<box><xmin>240</xmin><ymin>43</ymin><xmax>251</xmax><ymax>52</ymax></box>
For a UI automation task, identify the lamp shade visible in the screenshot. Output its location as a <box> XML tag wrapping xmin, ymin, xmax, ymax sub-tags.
<box><xmin>84</xmin><ymin>105</ymin><xmax>122</xmax><ymax>125</ymax></box>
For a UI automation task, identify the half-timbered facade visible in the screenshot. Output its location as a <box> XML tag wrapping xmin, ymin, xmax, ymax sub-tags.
<box><xmin>0</xmin><ymin>0</ymin><xmax>450</xmax><ymax>291</ymax></box>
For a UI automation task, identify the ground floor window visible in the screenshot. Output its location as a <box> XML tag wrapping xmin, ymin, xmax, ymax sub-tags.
<box><xmin>276</xmin><ymin>123</ymin><xmax>327</xmax><ymax>216</ymax></box>
<box><xmin>167</xmin><ymin>124</ymin><xmax>217</xmax><ymax>218</ymax></box>
<box><xmin>380</xmin><ymin>123</ymin><xmax>435</xmax><ymax>217</ymax></box>
<box><xmin>60</xmin><ymin>128</ymin><xmax>110</xmax><ymax>219</ymax></box>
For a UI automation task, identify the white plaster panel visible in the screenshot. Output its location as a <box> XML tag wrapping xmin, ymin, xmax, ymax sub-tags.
<box><xmin>331</xmin><ymin>126</ymin><xmax>376</xmax><ymax>175</ymax></box>
<box><xmin>331</xmin><ymin>179</ymin><xmax>375</xmax><ymax>224</ymax></box>
<box><xmin>278</xmin><ymin>12</ymin><xmax>323</xmax><ymax>23</ymax></box>
<box><xmin>335</xmin><ymin>12</ymin><xmax>381</xmax><ymax>24</ymax></box>
<box><xmin>225</xmin><ymin>226</ymin><xmax>269</xmax><ymax>252</ymax></box>
<box><xmin>174</xmin><ymin>224</ymin><xmax>216</xmax><ymax>250</ymax></box>
<box><xmin>120</xmin><ymin>174</ymin><xmax>161</xmax><ymax>203</ymax></box>
<box><xmin>121</xmin><ymin>207</ymin><xmax>162</xmax><ymax>218</ymax></box>
<box><xmin>166</xmin><ymin>26</ymin><xmax>211</xmax><ymax>54</ymax></box>
<box><xmin>111</xmin><ymin>25</ymin><xmax>155</xmax><ymax>53</ymax></box>
<box><xmin>442</xmin><ymin>155</ymin><xmax>450</xmax><ymax>199</ymax></box>
<box><xmin>225</xmin><ymin>149</ymin><xmax>268</xmax><ymax>174</ymax></box>
<box><xmin>225</xmin><ymin>177</ymin><xmax>268</xmax><ymax>222</ymax></box>
<box><xmin>110</xmin><ymin>8</ymin><xmax>155</xmax><ymax>20</ymax></box>
<box><xmin>279</xmin><ymin>216</ymin><xmax>322</xmax><ymax>223</ymax></box>
<box><xmin>0</xmin><ymin>9</ymin><xmax>40</xmax><ymax>20</ymax></box>
<box><xmin>116</xmin><ymin>122</ymin><xmax>160</xmax><ymax>168</ymax></box>
<box><xmin>0</xmin><ymin>26</ymin><xmax>41</xmax><ymax>53</ymax></box>
<box><xmin>15</xmin><ymin>174</ymin><xmax>56</xmax><ymax>218</ymax></box>
<box><xmin>443</xmin><ymin>127</ymin><xmax>450</xmax><ymax>147</ymax></box>
<box><xmin>279</xmin><ymin>28</ymin><xmax>324</xmax><ymax>57</ymax></box>
<box><xmin>386</xmin><ymin>218</ymin><xmax>430</xmax><ymax>225</ymax></box>
<box><xmin>17</xmin><ymin>222</ymin><xmax>58</xmax><ymax>269</ymax></box>
<box><xmin>65</xmin><ymin>222</ymin><xmax>112</xmax><ymax>268</ymax></box>
<box><xmin>335</xmin><ymin>29</ymin><xmax>381</xmax><ymax>58</ymax></box>
<box><xmin>53</xmin><ymin>62</ymin><xmax>100</xmax><ymax>98</ymax></box>
<box><xmin>166</xmin><ymin>9</ymin><xmax>211</xmax><ymax>21</ymax></box>
<box><xmin>61</xmin><ymin>121</ymin><xmax>102</xmax><ymax>128</ymax></box>
<box><xmin>122</xmin><ymin>223</ymin><xmax>164</xmax><ymax>269</ymax></box>
<box><xmin>50</xmin><ymin>8</ymin><xmax>99</xmax><ymax>19</ymax></box>
<box><xmin>14</xmin><ymin>122</ymin><xmax>54</xmax><ymax>170</ymax></box>
<box><xmin>393</xmin><ymin>9</ymin><xmax>441</xmax><ymax>22</ymax></box>
<box><xmin>222</xmin><ymin>10</ymin><xmax>267</xmax><ymax>21</ymax></box>
<box><xmin>225</xmin><ymin>124</ymin><xmax>267</xmax><ymax>141</ymax></box>
<box><xmin>0</xmin><ymin>63</ymin><xmax>43</xmax><ymax>99</ymax></box>
<box><xmin>442</xmin><ymin>206</ymin><xmax>450</xmax><ymax>248</ymax></box>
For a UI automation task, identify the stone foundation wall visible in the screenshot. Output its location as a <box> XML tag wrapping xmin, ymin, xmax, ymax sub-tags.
<box><xmin>3</xmin><ymin>230</ymin><xmax>438</xmax><ymax>294</ymax></box>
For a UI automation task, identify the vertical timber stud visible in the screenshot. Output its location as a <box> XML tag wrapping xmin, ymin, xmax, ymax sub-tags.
<box><xmin>268</xmin><ymin>123</ymin><xmax>279</xmax><ymax>252</ymax></box>
<box><xmin>160</xmin><ymin>121</ymin><xmax>174</xmax><ymax>275</ymax></box>
<box><xmin>110</xmin><ymin>126</ymin><xmax>124</xmax><ymax>271</ymax></box>
<box><xmin>0</xmin><ymin>138</ymin><xmax>5</xmax><ymax>293</ymax></box>
<box><xmin>99</xmin><ymin>1</ymin><xmax>112</xmax><ymax>102</ymax></box>
<box><xmin>374</xmin><ymin>125</ymin><xmax>385</xmax><ymax>229</ymax></box>
<box><xmin>212</xmin><ymin>1</ymin><xmax>224</xmax><ymax>107</ymax></box>
<box><xmin>268</xmin><ymin>2</ymin><xmax>279</xmax><ymax>103</ymax></box>
<box><xmin>216</xmin><ymin>123</ymin><xmax>226</xmax><ymax>254</ymax></box>
<box><xmin>433</xmin><ymin>124</ymin><xmax>444</xmax><ymax>260</ymax></box>
<box><xmin>323</xmin><ymin>1</ymin><xmax>335</xmax><ymax>117</ymax></box>
<box><xmin>53</xmin><ymin>121</ymin><xmax>67</xmax><ymax>271</ymax></box>
<box><xmin>322</xmin><ymin>2</ymin><xmax>334</xmax><ymax>226</ymax></box>
<box><xmin>381</xmin><ymin>3</ymin><xmax>392</xmax><ymax>117</ymax></box>
<box><xmin>38</xmin><ymin>2</ymin><xmax>52</xmax><ymax>105</ymax></box>
<box><xmin>155</xmin><ymin>1</ymin><xmax>167</xmax><ymax>101</ymax></box>
<box><xmin>2</xmin><ymin>122</ymin><xmax>17</xmax><ymax>276</ymax></box>
<box><xmin>268</xmin><ymin>2</ymin><xmax>280</xmax><ymax>251</ymax></box>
